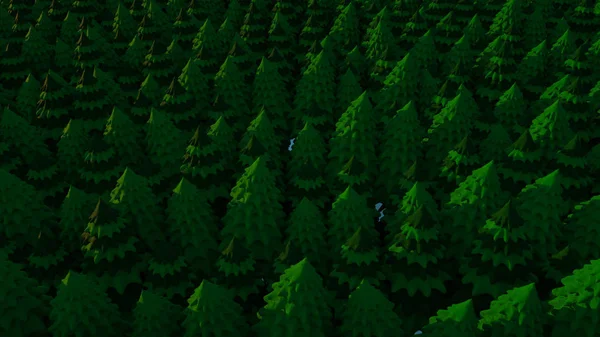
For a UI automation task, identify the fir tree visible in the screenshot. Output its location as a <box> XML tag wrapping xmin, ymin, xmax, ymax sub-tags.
<box><xmin>460</xmin><ymin>199</ymin><xmax>537</xmax><ymax>297</ymax></box>
<box><xmin>422</xmin><ymin>299</ymin><xmax>479</xmax><ymax>337</ymax></box>
<box><xmin>492</xmin><ymin>83</ymin><xmax>528</xmax><ymax>137</ymax></box>
<box><xmin>364</xmin><ymin>7</ymin><xmax>400</xmax><ymax>90</ymax></box>
<box><xmin>339</xmin><ymin>280</ymin><xmax>404</xmax><ymax>337</ymax></box>
<box><xmin>181</xmin><ymin>117</ymin><xmax>237</xmax><ymax>201</ymax></box>
<box><xmin>336</xmin><ymin>68</ymin><xmax>363</xmax><ymax>117</ymax></box>
<box><xmin>435</xmin><ymin>11</ymin><xmax>464</xmax><ymax>53</ymax></box>
<box><xmin>286</xmin><ymin>122</ymin><xmax>329</xmax><ymax>207</ymax></box>
<box><xmin>254</xmin><ymin>259</ymin><xmax>333</xmax><ymax>337</ymax></box>
<box><xmin>376</xmin><ymin>101</ymin><xmax>425</xmax><ymax>201</ymax></box>
<box><xmin>146</xmin><ymin>108</ymin><xmax>187</xmax><ymax>186</ymax></box>
<box><xmin>182</xmin><ymin>280</ymin><xmax>249</xmax><ymax>337</ymax></box>
<box><xmin>49</xmin><ymin>271</ymin><xmax>124</xmax><ymax>337</ymax></box>
<box><xmin>293</xmin><ymin>50</ymin><xmax>337</xmax><ymax>131</ymax></box>
<box><xmin>239</xmin><ymin>0</ymin><xmax>271</xmax><ymax>56</ymax></box>
<box><xmin>166</xmin><ymin>178</ymin><xmax>219</xmax><ymax>278</ymax></box>
<box><xmin>328</xmin><ymin>186</ymin><xmax>377</xmax><ymax>252</ymax></box>
<box><xmin>0</xmin><ymin>251</ymin><xmax>49</xmax><ymax>337</ymax></box>
<box><xmin>275</xmin><ymin>197</ymin><xmax>328</xmax><ymax>275</ymax></box>
<box><xmin>327</xmin><ymin>92</ymin><xmax>378</xmax><ymax>195</ymax></box>
<box><xmin>548</xmin><ymin>259</ymin><xmax>600</xmax><ymax>337</ymax></box>
<box><xmin>132</xmin><ymin>290</ymin><xmax>182</xmax><ymax>337</ymax></box>
<box><xmin>212</xmin><ymin>56</ymin><xmax>251</xmax><ymax>132</ymax></box>
<box><xmin>386</xmin><ymin>206</ymin><xmax>451</xmax><ymax>296</ymax></box>
<box><xmin>478</xmin><ymin>283</ymin><xmax>545</xmax><ymax>337</ymax></box>
<box><xmin>328</xmin><ymin>2</ymin><xmax>361</xmax><ymax>55</ymax></box>
<box><xmin>81</xmin><ymin>198</ymin><xmax>143</xmax><ymax>294</ymax></box>
<box><xmin>376</xmin><ymin>52</ymin><xmax>420</xmax><ymax>124</ymax></box>
<box><xmin>238</xmin><ymin>108</ymin><xmax>283</xmax><ymax>177</ymax></box>
<box><xmin>253</xmin><ymin>57</ymin><xmax>290</xmax><ymax>134</ymax></box>
<box><xmin>497</xmin><ymin>129</ymin><xmax>544</xmax><ymax>193</ymax></box>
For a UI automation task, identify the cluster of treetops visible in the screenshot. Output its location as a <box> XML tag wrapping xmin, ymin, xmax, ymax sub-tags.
<box><xmin>0</xmin><ymin>0</ymin><xmax>599</xmax><ymax>336</ymax></box>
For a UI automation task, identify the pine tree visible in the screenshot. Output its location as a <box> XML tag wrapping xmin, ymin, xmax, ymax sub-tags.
<box><xmin>564</xmin><ymin>195</ymin><xmax>600</xmax><ymax>267</ymax></box>
<box><xmin>181</xmin><ymin>117</ymin><xmax>237</xmax><ymax>201</ymax></box>
<box><xmin>238</xmin><ymin>108</ymin><xmax>283</xmax><ymax>177</ymax></box>
<box><xmin>254</xmin><ymin>259</ymin><xmax>333</xmax><ymax>337</ymax></box>
<box><xmin>132</xmin><ymin>290</ymin><xmax>182</xmax><ymax>337</ymax></box>
<box><xmin>0</xmin><ymin>169</ymin><xmax>49</xmax><ymax>254</ymax></box>
<box><xmin>240</xmin><ymin>0</ymin><xmax>270</xmax><ymax>56</ymax></box>
<box><xmin>376</xmin><ymin>101</ymin><xmax>425</xmax><ymax>201</ymax></box>
<box><xmin>166</xmin><ymin>177</ymin><xmax>219</xmax><ymax>278</ymax></box>
<box><xmin>528</xmin><ymin>100</ymin><xmax>573</xmax><ymax>164</ymax></box>
<box><xmin>478</xmin><ymin>283</ymin><xmax>545</xmax><ymax>337</ymax></box>
<box><xmin>275</xmin><ymin>197</ymin><xmax>328</xmax><ymax>275</ymax></box>
<box><xmin>339</xmin><ymin>280</ymin><xmax>404</xmax><ymax>337</ymax></box>
<box><xmin>36</xmin><ymin>69</ymin><xmax>74</xmax><ymax>141</ymax></box>
<box><xmin>212</xmin><ymin>56</ymin><xmax>251</xmax><ymax>132</ymax></box>
<box><xmin>548</xmin><ymin>259</ymin><xmax>600</xmax><ymax>337</ymax></box>
<box><xmin>178</xmin><ymin>57</ymin><xmax>211</xmax><ymax>122</ymax></box>
<box><xmin>435</xmin><ymin>11</ymin><xmax>463</xmax><ymax>53</ymax></box>
<box><xmin>81</xmin><ymin>198</ymin><xmax>144</xmax><ymax>294</ymax></box>
<box><xmin>22</xmin><ymin>24</ymin><xmax>53</xmax><ymax>73</ymax></box>
<box><xmin>146</xmin><ymin>108</ymin><xmax>187</xmax><ymax>186</ymax></box>
<box><xmin>293</xmin><ymin>50</ymin><xmax>337</xmax><ymax>131</ymax></box>
<box><xmin>497</xmin><ymin>129</ymin><xmax>544</xmax><ymax>193</ymax></box>
<box><xmin>286</xmin><ymin>122</ymin><xmax>329</xmax><ymax>207</ymax></box>
<box><xmin>376</xmin><ymin>52</ymin><xmax>420</xmax><ymax>124</ymax></box>
<box><xmin>445</xmin><ymin>161</ymin><xmax>507</xmax><ymax>256</ymax></box>
<box><xmin>49</xmin><ymin>271</ymin><xmax>124</xmax><ymax>337</ymax></box>
<box><xmin>328</xmin><ymin>186</ymin><xmax>377</xmax><ymax>251</ymax></box>
<box><xmin>267</xmin><ymin>11</ymin><xmax>297</xmax><ymax>60</ymax></box>
<box><xmin>548</xmin><ymin>28</ymin><xmax>577</xmax><ymax>73</ymax></box>
<box><xmin>253</xmin><ymin>57</ymin><xmax>290</xmax><ymax>134</ymax></box>
<box><xmin>422</xmin><ymin>299</ymin><xmax>479</xmax><ymax>336</ymax></box>
<box><xmin>492</xmin><ymin>83</ymin><xmax>528</xmax><ymax>138</ymax></box>
<box><xmin>330</xmin><ymin>224</ymin><xmax>384</xmax><ymax>290</ymax></box>
<box><xmin>0</xmin><ymin>251</ymin><xmax>49</xmax><ymax>337</ymax></box>
<box><xmin>137</xmin><ymin>0</ymin><xmax>171</xmax><ymax>47</ymax></box>
<box><xmin>182</xmin><ymin>280</ymin><xmax>249</xmax><ymax>337</ymax></box>
<box><xmin>327</xmin><ymin>92</ymin><xmax>378</xmax><ymax>196</ymax></box>
<box><xmin>386</xmin><ymin>206</ymin><xmax>451</xmax><ymax>296</ymax></box>
<box><xmin>516</xmin><ymin>170</ymin><xmax>565</xmax><ymax>279</ymax></box>
<box><xmin>173</xmin><ymin>6</ymin><xmax>201</xmax><ymax>51</ymax></box>
<box><xmin>103</xmin><ymin>106</ymin><xmax>145</xmax><ymax>171</ymax></box>
<box><xmin>460</xmin><ymin>199</ymin><xmax>537</xmax><ymax>297</ymax></box>
<box><xmin>328</xmin><ymin>2</ymin><xmax>361</xmax><ymax>55</ymax></box>
<box><xmin>108</xmin><ymin>168</ymin><xmax>163</xmax><ymax>248</ymax></box>
<box><xmin>217</xmin><ymin>157</ymin><xmax>284</xmax><ymax>291</ymax></box>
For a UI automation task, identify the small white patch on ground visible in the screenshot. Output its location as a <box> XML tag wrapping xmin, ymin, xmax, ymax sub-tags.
<box><xmin>375</xmin><ymin>202</ymin><xmax>385</xmax><ymax>222</ymax></box>
<box><xmin>288</xmin><ymin>138</ymin><xmax>296</xmax><ymax>151</ymax></box>
<box><xmin>414</xmin><ymin>331</ymin><xmax>423</xmax><ymax>335</ymax></box>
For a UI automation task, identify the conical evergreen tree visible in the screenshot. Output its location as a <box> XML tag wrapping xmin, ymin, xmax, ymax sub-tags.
<box><xmin>339</xmin><ymin>280</ymin><xmax>404</xmax><ymax>337</ymax></box>
<box><xmin>376</xmin><ymin>101</ymin><xmax>425</xmax><ymax>201</ymax></box>
<box><xmin>238</xmin><ymin>108</ymin><xmax>283</xmax><ymax>177</ymax></box>
<box><xmin>212</xmin><ymin>56</ymin><xmax>251</xmax><ymax>131</ymax></box>
<box><xmin>239</xmin><ymin>0</ymin><xmax>271</xmax><ymax>56</ymax></box>
<box><xmin>478</xmin><ymin>283</ymin><xmax>545</xmax><ymax>337</ymax></box>
<box><xmin>274</xmin><ymin>197</ymin><xmax>328</xmax><ymax>275</ymax></box>
<box><xmin>0</xmin><ymin>251</ymin><xmax>49</xmax><ymax>337</ymax></box>
<box><xmin>166</xmin><ymin>177</ymin><xmax>219</xmax><ymax>279</ymax></box>
<box><xmin>132</xmin><ymin>290</ymin><xmax>182</xmax><ymax>337</ymax></box>
<box><xmin>254</xmin><ymin>259</ymin><xmax>333</xmax><ymax>337</ymax></box>
<box><xmin>327</xmin><ymin>92</ymin><xmax>378</xmax><ymax>195</ymax></box>
<box><xmin>386</xmin><ymin>206</ymin><xmax>451</xmax><ymax>296</ymax></box>
<box><xmin>181</xmin><ymin>117</ymin><xmax>237</xmax><ymax>201</ymax></box>
<box><xmin>328</xmin><ymin>2</ymin><xmax>361</xmax><ymax>55</ymax></box>
<box><xmin>460</xmin><ymin>199</ymin><xmax>537</xmax><ymax>297</ymax></box>
<box><xmin>49</xmin><ymin>271</ymin><xmax>124</xmax><ymax>337</ymax></box>
<box><xmin>81</xmin><ymin>198</ymin><xmax>143</xmax><ymax>294</ymax></box>
<box><xmin>286</xmin><ymin>122</ymin><xmax>329</xmax><ymax>207</ymax></box>
<box><xmin>564</xmin><ymin>195</ymin><xmax>600</xmax><ymax>266</ymax></box>
<box><xmin>182</xmin><ymin>280</ymin><xmax>250</xmax><ymax>337</ymax></box>
<box><xmin>548</xmin><ymin>259</ymin><xmax>600</xmax><ymax>337</ymax></box>
<box><xmin>253</xmin><ymin>57</ymin><xmax>289</xmax><ymax>134</ymax></box>
<box><xmin>421</xmin><ymin>299</ymin><xmax>479</xmax><ymax>337</ymax></box>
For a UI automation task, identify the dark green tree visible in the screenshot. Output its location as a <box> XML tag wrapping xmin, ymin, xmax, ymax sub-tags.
<box><xmin>286</xmin><ymin>122</ymin><xmax>329</xmax><ymax>207</ymax></box>
<box><xmin>339</xmin><ymin>280</ymin><xmax>404</xmax><ymax>337</ymax></box>
<box><xmin>253</xmin><ymin>57</ymin><xmax>290</xmax><ymax>134</ymax></box>
<box><xmin>132</xmin><ymin>290</ymin><xmax>182</xmax><ymax>337</ymax></box>
<box><xmin>460</xmin><ymin>199</ymin><xmax>537</xmax><ymax>298</ymax></box>
<box><xmin>49</xmin><ymin>271</ymin><xmax>124</xmax><ymax>337</ymax></box>
<box><xmin>240</xmin><ymin>0</ymin><xmax>271</xmax><ymax>56</ymax></box>
<box><xmin>478</xmin><ymin>283</ymin><xmax>545</xmax><ymax>337</ymax></box>
<box><xmin>254</xmin><ymin>259</ymin><xmax>333</xmax><ymax>337</ymax></box>
<box><xmin>182</xmin><ymin>280</ymin><xmax>250</xmax><ymax>337</ymax></box>
<box><xmin>212</xmin><ymin>56</ymin><xmax>251</xmax><ymax>132</ymax></box>
<box><xmin>274</xmin><ymin>197</ymin><xmax>328</xmax><ymax>275</ymax></box>
<box><xmin>327</xmin><ymin>92</ymin><xmax>378</xmax><ymax>195</ymax></box>
<box><xmin>0</xmin><ymin>251</ymin><xmax>49</xmax><ymax>337</ymax></box>
<box><xmin>421</xmin><ymin>299</ymin><xmax>479</xmax><ymax>337</ymax></box>
<box><xmin>548</xmin><ymin>259</ymin><xmax>600</xmax><ymax>337</ymax></box>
